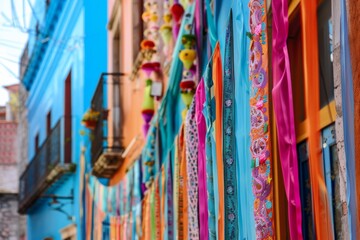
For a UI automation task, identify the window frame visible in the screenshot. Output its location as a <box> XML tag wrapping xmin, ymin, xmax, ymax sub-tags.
<box><xmin>288</xmin><ymin>0</ymin><xmax>336</xmax><ymax>143</ymax></box>
<box><xmin>288</xmin><ymin>0</ymin><xmax>338</xmax><ymax>237</ymax></box>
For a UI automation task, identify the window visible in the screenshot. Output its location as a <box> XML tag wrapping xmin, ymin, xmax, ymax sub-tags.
<box><xmin>297</xmin><ymin>142</ymin><xmax>315</xmax><ymax>239</ymax></box>
<box><xmin>113</xmin><ymin>31</ymin><xmax>120</xmax><ymax>72</ymax></box>
<box><xmin>132</xmin><ymin>0</ymin><xmax>144</xmax><ymax>61</ymax></box>
<box><xmin>47</xmin><ymin>111</ymin><xmax>51</xmax><ymax>136</ymax></box>
<box><xmin>322</xmin><ymin>124</ymin><xmax>342</xmax><ymax>239</ymax></box>
<box><xmin>288</xmin><ymin>8</ymin><xmax>306</xmax><ymax>125</ymax></box>
<box><xmin>318</xmin><ymin>0</ymin><xmax>334</xmax><ymax>108</ymax></box>
<box><xmin>35</xmin><ymin>133</ymin><xmax>39</xmax><ymax>153</ymax></box>
<box><xmin>289</xmin><ymin>0</ymin><xmax>336</xmax><ymax>143</ymax></box>
<box><xmin>64</xmin><ymin>71</ymin><xmax>72</xmax><ymax>163</ymax></box>
<box><xmin>35</xmin><ymin>22</ymin><xmax>40</xmax><ymax>38</ymax></box>
<box><xmin>288</xmin><ymin>0</ymin><xmax>339</xmax><ymax>237</ymax></box>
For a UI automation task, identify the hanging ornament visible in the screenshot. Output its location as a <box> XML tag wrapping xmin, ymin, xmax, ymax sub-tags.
<box><xmin>141</xmin><ymin>40</ymin><xmax>156</xmax><ymax>61</ymax></box>
<box><xmin>160</xmin><ymin>25</ymin><xmax>173</xmax><ymax>44</ymax></box>
<box><xmin>141</xmin><ymin>62</ymin><xmax>161</xmax><ymax>77</ymax></box>
<box><xmin>180</xmin><ymin>90</ymin><xmax>195</xmax><ymax>107</ymax></box>
<box><xmin>177</xmin><ymin>18</ymin><xmax>197</xmax><ymax>118</ymax></box>
<box><xmin>179</xmin><ymin>49</ymin><xmax>197</xmax><ymax>69</ymax></box>
<box><xmin>170</xmin><ymin>3</ymin><xmax>185</xmax><ymax>23</ymax></box>
<box><xmin>180</xmin><ymin>70</ymin><xmax>196</xmax><ymax>89</ymax></box>
<box><xmin>181</xmin><ymin>34</ymin><xmax>196</xmax><ymax>49</ymax></box>
<box><xmin>163</xmin><ymin>13</ymin><xmax>172</xmax><ymax>23</ymax></box>
<box><xmin>141</xmin><ymin>79</ymin><xmax>155</xmax><ymax>136</ymax></box>
<box><xmin>142</xmin><ymin>11</ymin><xmax>152</xmax><ymax>22</ymax></box>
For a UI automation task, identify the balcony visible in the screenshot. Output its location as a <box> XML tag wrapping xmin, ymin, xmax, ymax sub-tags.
<box><xmin>18</xmin><ymin>117</ymin><xmax>76</xmax><ymax>214</ymax></box>
<box><xmin>90</xmin><ymin>73</ymin><xmax>125</xmax><ymax>178</ymax></box>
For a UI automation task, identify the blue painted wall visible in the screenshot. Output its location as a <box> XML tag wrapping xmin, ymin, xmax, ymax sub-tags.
<box><xmin>25</xmin><ymin>0</ymin><xmax>107</xmax><ymax>239</ymax></box>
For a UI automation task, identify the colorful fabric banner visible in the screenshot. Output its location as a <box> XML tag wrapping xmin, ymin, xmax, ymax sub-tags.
<box><xmin>300</xmin><ymin>0</ymin><xmax>333</xmax><ymax>238</ymax></box>
<box><xmin>222</xmin><ymin>10</ymin><xmax>239</xmax><ymax>239</ymax></box>
<box><xmin>271</xmin><ymin>0</ymin><xmax>303</xmax><ymax>239</ymax></box>
<box><xmin>213</xmin><ymin>42</ymin><xmax>225</xmax><ymax>240</ymax></box>
<box><xmin>184</xmin><ymin>99</ymin><xmax>200</xmax><ymax>239</ymax></box>
<box><xmin>248</xmin><ymin>0</ymin><xmax>274</xmax><ymax>239</ymax></box>
<box><xmin>195</xmin><ymin>79</ymin><xmax>209</xmax><ymax>240</ymax></box>
<box><xmin>233</xmin><ymin>1</ymin><xmax>256</xmax><ymax>239</ymax></box>
<box><xmin>203</xmin><ymin>58</ymin><xmax>219</xmax><ymax>240</ymax></box>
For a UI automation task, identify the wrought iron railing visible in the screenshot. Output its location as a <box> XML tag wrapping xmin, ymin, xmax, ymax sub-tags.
<box><xmin>90</xmin><ymin>73</ymin><xmax>125</xmax><ymax>167</ymax></box>
<box><xmin>19</xmin><ymin>117</ymin><xmax>74</xmax><ymax>213</ymax></box>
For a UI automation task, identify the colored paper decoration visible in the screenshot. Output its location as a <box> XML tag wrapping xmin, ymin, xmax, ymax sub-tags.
<box><xmin>142</xmin><ymin>79</ymin><xmax>155</xmax><ymax>136</ymax></box>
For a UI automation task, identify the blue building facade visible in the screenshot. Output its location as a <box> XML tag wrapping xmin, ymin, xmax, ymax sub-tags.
<box><xmin>19</xmin><ymin>0</ymin><xmax>107</xmax><ymax>239</ymax></box>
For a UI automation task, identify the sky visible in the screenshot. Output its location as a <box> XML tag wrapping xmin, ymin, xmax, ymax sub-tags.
<box><xmin>0</xmin><ymin>0</ymin><xmax>33</xmax><ymax>105</ymax></box>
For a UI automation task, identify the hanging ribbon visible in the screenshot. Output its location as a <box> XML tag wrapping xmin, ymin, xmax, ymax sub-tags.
<box><xmin>205</xmin><ymin>0</ymin><xmax>217</xmax><ymax>49</ymax></box>
<box><xmin>222</xmin><ymin>10</ymin><xmax>239</xmax><ymax>239</ymax></box>
<box><xmin>340</xmin><ymin>0</ymin><xmax>357</xmax><ymax>237</ymax></box>
<box><xmin>195</xmin><ymin>79</ymin><xmax>209</xmax><ymax>240</ymax></box>
<box><xmin>213</xmin><ymin>42</ymin><xmax>225</xmax><ymax>240</ymax></box>
<box><xmin>300</xmin><ymin>0</ymin><xmax>333</xmax><ymax>238</ymax></box>
<box><xmin>233</xmin><ymin>1</ymin><xmax>256</xmax><ymax>239</ymax></box>
<box><xmin>184</xmin><ymin>99</ymin><xmax>200</xmax><ymax>239</ymax></box>
<box><xmin>177</xmin><ymin>125</ymin><xmax>188</xmax><ymax>239</ymax></box>
<box><xmin>272</xmin><ymin>0</ymin><xmax>303</xmax><ymax>239</ymax></box>
<box><xmin>203</xmin><ymin>58</ymin><xmax>219</xmax><ymax>240</ymax></box>
<box><xmin>248</xmin><ymin>0</ymin><xmax>274</xmax><ymax>238</ymax></box>
<box><xmin>166</xmin><ymin>154</ymin><xmax>175</xmax><ymax>240</ymax></box>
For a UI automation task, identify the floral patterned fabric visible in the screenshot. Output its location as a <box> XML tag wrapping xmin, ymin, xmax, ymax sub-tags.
<box><xmin>248</xmin><ymin>0</ymin><xmax>274</xmax><ymax>239</ymax></box>
<box><xmin>184</xmin><ymin>99</ymin><xmax>199</xmax><ymax>240</ymax></box>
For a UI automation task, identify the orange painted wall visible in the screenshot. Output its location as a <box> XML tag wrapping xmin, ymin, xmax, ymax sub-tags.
<box><xmin>106</xmin><ymin>0</ymin><xmax>171</xmax><ymax>184</ymax></box>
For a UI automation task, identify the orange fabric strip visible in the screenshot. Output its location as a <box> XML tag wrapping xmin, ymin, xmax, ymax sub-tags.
<box><xmin>155</xmin><ymin>178</ymin><xmax>161</xmax><ymax>240</ymax></box>
<box><xmin>300</xmin><ymin>0</ymin><xmax>333</xmax><ymax>238</ymax></box>
<box><xmin>178</xmin><ymin>125</ymin><xmax>188</xmax><ymax>239</ymax></box>
<box><xmin>161</xmin><ymin>166</ymin><xmax>166</xmax><ymax>240</ymax></box>
<box><xmin>213</xmin><ymin>42</ymin><xmax>224</xmax><ymax>240</ymax></box>
<box><xmin>86</xmin><ymin>187</ymin><xmax>92</xmax><ymax>240</ymax></box>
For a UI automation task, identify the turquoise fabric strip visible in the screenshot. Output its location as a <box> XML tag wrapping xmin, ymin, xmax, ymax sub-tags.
<box><xmin>222</xmin><ymin>10</ymin><xmax>239</xmax><ymax>239</ymax></box>
<box><xmin>204</xmin><ymin>0</ymin><xmax>217</xmax><ymax>50</ymax></box>
<box><xmin>203</xmin><ymin>57</ymin><xmax>218</xmax><ymax>240</ymax></box>
<box><xmin>233</xmin><ymin>1</ymin><xmax>256</xmax><ymax>239</ymax></box>
<box><xmin>215</xmin><ymin>1</ymin><xmax>255</xmax><ymax>238</ymax></box>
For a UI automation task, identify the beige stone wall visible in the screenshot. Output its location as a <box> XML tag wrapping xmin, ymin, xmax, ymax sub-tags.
<box><xmin>331</xmin><ymin>0</ymin><xmax>353</xmax><ymax>238</ymax></box>
<box><xmin>0</xmin><ymin>194</ymin><xmax>19</xmax><ymax>240</ymax></box>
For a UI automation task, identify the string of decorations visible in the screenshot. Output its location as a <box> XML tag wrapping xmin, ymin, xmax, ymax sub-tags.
<box><xmin>141</xmin><ymin>0</ymin><xmax>162</xmax><ymax>136</ymax></box>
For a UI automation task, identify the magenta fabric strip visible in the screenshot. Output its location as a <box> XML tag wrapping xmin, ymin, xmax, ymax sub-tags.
<box><xmin>195</xmin><ymin>0</ymin><xmax>202</xmax><ymax>81</ymax></box>
<box><xmin>195</xmin><ymin>79</ymin><xmax>209</xmax><ymax>240</ymax></box>
<box><xmin>271</xmin><ymin>0</ymin><xmax>303</xmax><ymax>239</ymax></box>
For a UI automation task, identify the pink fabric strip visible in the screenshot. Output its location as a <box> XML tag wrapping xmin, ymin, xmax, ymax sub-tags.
<box><xmin>195</xmin><ymin>0</ymin><xmax>202</xmax><ymax>81</ymax></box>
<box><xmin>195</xmin><ymin>79</ymin><xmax>209</xmax><ymax>240</ymax></box>
<box><xmin>271</xmin><ymin>0</ymin><xmax>303</xmax><ymax>239</ymax></box>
